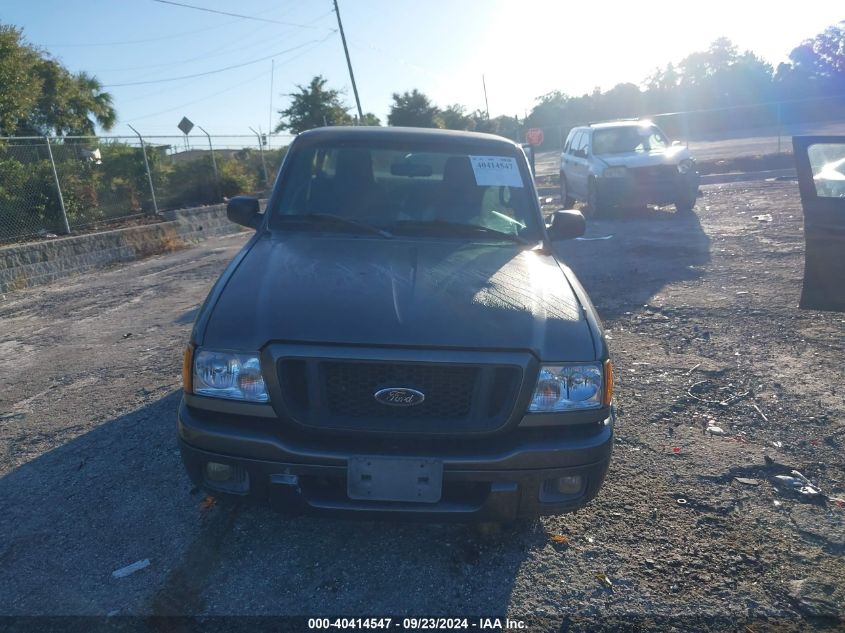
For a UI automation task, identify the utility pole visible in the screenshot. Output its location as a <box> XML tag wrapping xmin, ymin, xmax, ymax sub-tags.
<box><xmin>482</xmin><ymin>74</ymin><xmax>490</xmax><ymax>119</ymax></box>
<box><xmin>333</xmin><ymin>0</ymin><xmax>364</xmax><ymax>121</ymax></box>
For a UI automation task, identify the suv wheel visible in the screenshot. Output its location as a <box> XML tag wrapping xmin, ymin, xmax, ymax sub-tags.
<box><xmin>587</xmin><ymin>178</ymin><xmax>604</xmax><ymax>218</ymax></box>
<box><xmin>560</xmin><ymin>172</ymin><xmax>575</xmax><ymax>208</ymax></box>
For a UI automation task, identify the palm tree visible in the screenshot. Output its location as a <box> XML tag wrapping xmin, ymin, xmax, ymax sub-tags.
<box><xmin>73</xmin><ymin>71</ymin><xmax>116</xmax><ymax>133</ymax></box>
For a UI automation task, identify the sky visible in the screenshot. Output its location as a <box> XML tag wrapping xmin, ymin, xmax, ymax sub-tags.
<box><xmin>2</xmin><ymin>0</ymin><xmax>843</xmax><ymax>143</ymax></box>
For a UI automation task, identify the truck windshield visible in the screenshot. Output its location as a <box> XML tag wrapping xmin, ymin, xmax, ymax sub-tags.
<box><xmin>270</xmin><ymin>141</ymin><xmax>542</xmax><ymax>242</ymax></box>
<box><xmin>592</xmin><ymin>125</ymin><xmax>669</xmax><ymax>155</ymax></box>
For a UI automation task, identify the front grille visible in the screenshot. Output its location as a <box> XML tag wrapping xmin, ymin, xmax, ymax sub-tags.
<box><xmin>277</xmin><ymin>356</ymin><xmax>523</xmax><ymax>435</ymax></box>
<box><xmin>630</xmin><ymin>165</ymin><xmax>677</xmax><ymax>185</ymax></box>
<box><xmin>324</xmin><ymin>362</ymin><xmax>476</xmax><ymax>419</ymax></box>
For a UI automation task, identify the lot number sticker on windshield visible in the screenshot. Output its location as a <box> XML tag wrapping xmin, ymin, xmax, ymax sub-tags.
<box><xmin>469</xmin><ymin>155</ymin><xmax>524</xmax><ymax>188</ymax></box>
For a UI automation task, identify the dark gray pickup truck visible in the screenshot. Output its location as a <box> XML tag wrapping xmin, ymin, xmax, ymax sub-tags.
<box><xmin>178</xmin><ymin>126</ymin><xmax>614</xmax><ymax>521</ymax></box>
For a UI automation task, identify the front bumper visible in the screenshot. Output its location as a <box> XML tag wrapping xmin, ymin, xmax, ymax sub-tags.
<box><xmin>177</xmin><ymin>400</ymin><xmax>614</xmax><ymax>521</ymax></box>
<box><xmin>597</xmin><ymin>170</ymin><xmax>700</xmax><ymax>206</ymax></box>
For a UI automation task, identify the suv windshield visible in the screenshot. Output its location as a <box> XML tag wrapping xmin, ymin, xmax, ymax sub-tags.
<box><xmin>270</xmin><ymin>141</ymin><xmax>541</xmax><ymax>241</ymax></box>
<box><xmin>592</xmin><ymin>125</ymin><xmax>669</xmax><ymax>155</ymax></box>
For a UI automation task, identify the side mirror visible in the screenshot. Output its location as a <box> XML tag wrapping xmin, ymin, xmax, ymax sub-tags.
<box><xmin>226</xmin><ymin>196</ymin><xmax>261</xmax><ymax>229</ymax></box>
<box><xmin>547</xmin><ymin>209</ymin><xmax>586</xmax><ymax>240</ymax></box>
<box><xmin>672</xmin><ymin>140</ymin><xmax>682</xmax><ymax>147</ymax></box>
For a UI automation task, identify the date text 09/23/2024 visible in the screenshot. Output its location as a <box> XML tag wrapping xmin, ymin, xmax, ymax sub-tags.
<box><xmin>307</xmin><ymin>617</ymin><xmax>527</xmax><ymax>630</ymax></box>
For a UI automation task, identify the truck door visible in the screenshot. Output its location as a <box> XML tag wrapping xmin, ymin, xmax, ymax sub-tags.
<box><xmin>792</xmin><ymin>136</ymin><xmax>845</xmax><ymax>312</ymax></box>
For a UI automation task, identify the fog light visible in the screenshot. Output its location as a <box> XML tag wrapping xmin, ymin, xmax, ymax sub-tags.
<box><xmin>555</xmin><ymin>475</ymin><xmax>583</xmax><ymax>495</ymax></box>
<box><xmin>205</xmin><ymin>462</ymin><xmax>232</xmax><ymax>482</ymax></box>
<box><xmin>540</xmin><ymin>475</ymin><xmax>585</xmax><ymax>502</ymax></box>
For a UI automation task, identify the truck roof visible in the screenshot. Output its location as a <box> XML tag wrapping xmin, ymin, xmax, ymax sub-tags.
<box><xmin>295</xmin><ymin>126</ymin><xmax>519</xmax><ymax>150</ymax></box>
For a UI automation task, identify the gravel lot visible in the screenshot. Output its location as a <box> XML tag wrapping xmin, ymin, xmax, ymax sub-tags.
<box><xmin>1</xmin><ymin>181</ymin><xmax>843</xmax><ymax>631</ymax></box>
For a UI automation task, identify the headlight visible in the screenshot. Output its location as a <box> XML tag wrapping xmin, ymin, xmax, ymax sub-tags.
<box><xmin>192</xmin><ymin>349</ymin><xmax>269</xmax><ymax>402</ymax></box>
<box><xmin>527</xmin><ymin>363</ymin><xmax>606</xmax><ymax>412</ymax></box>
<box><xmin>602</xmin><ymin>166</ymin><xmax>627</xmax><ymax>178</ymax></box>
<box><xmin>677</xmin><ymin>159</ymin><xmax>695</xmax><ymax>174</ymax></box>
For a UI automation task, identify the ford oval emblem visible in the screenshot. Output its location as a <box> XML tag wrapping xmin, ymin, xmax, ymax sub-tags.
<box><xmin>374</xmin><ymin>387</ymin><xmax>425</xmax><ymax>407</ymax></box>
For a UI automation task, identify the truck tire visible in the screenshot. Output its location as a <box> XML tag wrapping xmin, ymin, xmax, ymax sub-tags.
<box><xmin>675</xmin><ymin>194</ymin><xmax>696</xmax><ymax>214</ymax></box>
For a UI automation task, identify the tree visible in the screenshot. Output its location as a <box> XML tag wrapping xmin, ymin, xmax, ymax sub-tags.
<box><xmin>355</xmin><ymin>112</ymin><xmax>381</xmax><ymax>126</ymax></box>
<box><xmin>0</xmin><ymin>24</ymin><xmax>42</xmax><ymax>135</ymax></box>
<box><xmin>776</xmin><ymin>21</ymin><xmax>845</xmax><ymax>92</ymax></box>
<box><xmin>438</xmin><ymin>104</ymin><xmax>475</xmax><ymax>130</ymax></box>
<box><xmin>275</xmin><ymin>75</ymin><xmax>352</xmax><ymax>134</ymax></box>
<box><xmin>0</xmin><ymin>23</ymin><xmax>115</xmax><ymax>136</ymax></box>
<box><xmin>387</xmin><ymin>89</ymin><xmax>441</xmax><ymax>128</ymax></box>
<box><xmin>472</xmin><ymin>113</ymin><xmax>521</xmax><ymax>140</ymax></box>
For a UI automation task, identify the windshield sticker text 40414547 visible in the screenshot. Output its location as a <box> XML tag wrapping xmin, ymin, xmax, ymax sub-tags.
<box><xmin>469</xmin><ymin>155</ymin><xmax>524</xmax><ymax>188</ymax></box>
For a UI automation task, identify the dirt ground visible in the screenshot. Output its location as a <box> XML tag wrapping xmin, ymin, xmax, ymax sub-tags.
<box><xmin>0</xmin><ymin>180</ymin><xmax>843</xmax><ymax>631</ymax></box>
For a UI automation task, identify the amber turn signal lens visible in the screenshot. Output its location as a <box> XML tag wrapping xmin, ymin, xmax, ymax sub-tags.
<box><xmin>182</xmin><ymin>344</ymin><xmax>194</xmax><ymax>394</ymax></box>
<box><xmin>603</xmin><ymin>359</ymin><xmax>614</xmax><ymax>406</ymax></box>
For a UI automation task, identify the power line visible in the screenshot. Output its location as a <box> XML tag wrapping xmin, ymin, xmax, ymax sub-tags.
<box><xmin>123</xmin><ymin>68</ymin><xmax>272</xmax><ymax>124</ymax></box>
<box><xmin>97</xmin><ymin>9</ymin><xmax>334</xmax><ymax>74</ymax></box>
<box><xmin>44</xmin><ymin>1</ymin><xmax>302</xmax><ymax>48</ymax></box>
<box><xmin>102</xmin><ymin>33</ymin><xmax>336</xmax><ymax>87</ymax></box>
<box><xmin>121</xmin><ymin>36</ymin><xmax>335</xmax><ymax>124</ymax></box>
<box><xmin>151</xmin><ymin>0</ymin><xmax>327</xmax><ymax>29</ymax></box>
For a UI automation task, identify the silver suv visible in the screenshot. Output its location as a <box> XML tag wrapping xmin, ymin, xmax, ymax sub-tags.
<box><xmin>559</xmin><ymin>120</ymin><xmax>700</xmax><ymax>216</ymax></box>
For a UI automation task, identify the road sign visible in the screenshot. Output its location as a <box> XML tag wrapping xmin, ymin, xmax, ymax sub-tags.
<box><xmin>177</xmin><ymin>117</ymin><xmax>194</xmax><ymax>136</ymax></box>
<box><xmin>526</xmin><ymin>128</ymin><xmax>544</xmax><ymax>146</ymax></box>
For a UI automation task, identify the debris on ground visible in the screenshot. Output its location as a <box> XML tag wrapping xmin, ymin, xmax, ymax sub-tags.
<box><xmin>595</xmin><ymin>573</ymin><xmax>614</xmax><ymax>590</ymax></box>
<box><xmin>549</xmin><ymin>534</ymin><xmax>570</xmax><ymax>546</ymax></box>
<box><xmin>706</xmin><ymin>425</ymin><xmax>726</xmax><ymax>435</ymax></box>
<box><xmin>752</xmin><ymin>213</ymin><xmax>773</xmax><ymax>222</ymax></box>
<box><xmin>734</xmin><ymin>477</ymin><xmax>760</xmax><ymax>486</ymax></box>
<box><xmin>111</xmin><ymin>559</ymin><xmax>150</xmax><ymax>579</ymax></box>
<box><xmin>772</xmin><ymin>471</ymin><xmax>822</xmax><ymax>497</ymax></box>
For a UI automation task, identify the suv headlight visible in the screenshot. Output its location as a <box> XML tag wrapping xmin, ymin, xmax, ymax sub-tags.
<box><xmin>191</xmin><ymin>349</ymin><xmax>269</xmax><ymax>402</ymax></box>
<box><xmin>527</xmin><ymin>362</ymin><xmax>611</xmax><ymax>412</ymax></box>
<box><xmin>602</xmin><ymin>166</ymin><xmax>627</xmax><ymax>178</ymax></box>
<box><xmin>678</xmin><ymin>159</ymin><xmax>695</xmax><ymax>174</ymax></box>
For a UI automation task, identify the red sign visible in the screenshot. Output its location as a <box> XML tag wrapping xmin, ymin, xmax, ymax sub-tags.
<box><xmin>526</xmin><ymin>128</ymin><xmax>544</xmax><ymax>146</ymax></box>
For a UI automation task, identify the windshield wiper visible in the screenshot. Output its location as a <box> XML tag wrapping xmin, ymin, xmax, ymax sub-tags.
<box><xmin>278</xmin><ymin>213</ymin><xmax>393</xmax><ymax>238</ymax></box>
<box><xmin>390</xmin><ymin>219</ymin><xmax>531</xmax><ymax>244</ymax></box>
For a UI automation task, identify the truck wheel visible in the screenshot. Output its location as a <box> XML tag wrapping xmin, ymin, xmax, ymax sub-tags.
<box><xmin>559</xmin><ymin>173</ymin><xmax>575</xmax><ymax>208</ymax></box>
<box><xmin>675</xmin><ymin>197</ymin><xmax>696</xmax><ymax>214</ymax></box>
<box><xmin>675</xmin><ymin>186</ymin><xmax>698</xmax><ymax>214</ymax></box>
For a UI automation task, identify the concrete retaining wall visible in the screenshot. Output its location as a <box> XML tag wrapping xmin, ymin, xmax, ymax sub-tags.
<box><xmin>0</xmin><ymin>202</ymin><xmax>253</xmax><ymax>293</ymax></box>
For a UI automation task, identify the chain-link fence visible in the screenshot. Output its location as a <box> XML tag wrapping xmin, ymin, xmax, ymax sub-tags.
<box><xmin>0</xmin><ymin>133</ymin><xmax>291</xmax><ymax>244</ymax></box>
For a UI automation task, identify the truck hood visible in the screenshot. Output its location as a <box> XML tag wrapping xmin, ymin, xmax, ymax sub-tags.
<box><xmin>201</xmin><ymin>234</ymin><xmax>595</xmax><ymax>360</ymax></box>
<box><xmin>598</xmin><ymin>145</ymin><xmax>691</xmax><ymax>168</ymax></box>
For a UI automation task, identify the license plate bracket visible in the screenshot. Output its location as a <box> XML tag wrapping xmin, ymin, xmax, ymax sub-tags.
<box><xmin>347</xmin><ymin>456</ymin><xmax>443</xmax><ymax>503</ymax></box>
